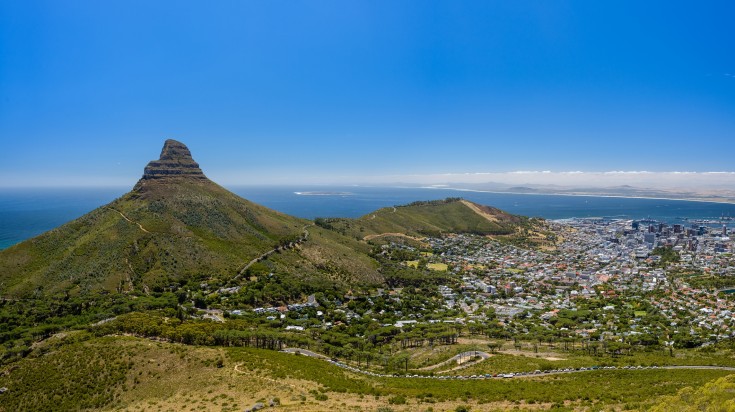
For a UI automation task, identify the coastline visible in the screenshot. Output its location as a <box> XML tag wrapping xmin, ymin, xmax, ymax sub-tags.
<box><xmin>413</xmin><ymin>186</ymin><xmax>735</xmax><ymax>206</ymax></box>
<box><xmin>3</xmin><ymin>186</ymin><xmax>735</xmax><ymax>252</ymax></box>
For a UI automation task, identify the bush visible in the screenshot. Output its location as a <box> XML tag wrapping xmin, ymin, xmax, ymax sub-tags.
<box><xmin>388</xmin><ymin>395</ymin><xmax>407</xmax><ymax>405</ymax></box>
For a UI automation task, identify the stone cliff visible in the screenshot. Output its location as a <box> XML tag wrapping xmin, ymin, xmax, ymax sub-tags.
<box><xmin>139</xmin><ymin>139</ymin><xmax>207</xmax><ymax>180</ymax></box>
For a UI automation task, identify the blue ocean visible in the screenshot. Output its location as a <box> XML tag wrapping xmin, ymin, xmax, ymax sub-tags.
<box><xmin>2</xmin><ymin>185</ymin><xmax>735</xmax><ymax>250</ymax></box>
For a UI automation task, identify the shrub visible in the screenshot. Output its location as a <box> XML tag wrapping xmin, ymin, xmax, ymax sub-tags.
<box><xmin>388</xmin><ymin>395</ymin><xmax>407</xmax><ymax>405</ymax></box>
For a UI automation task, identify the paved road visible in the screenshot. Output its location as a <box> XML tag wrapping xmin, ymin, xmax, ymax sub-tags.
<box><xmin>281</xmin><ymin>348</ymin><xmax>329</xmax><ymax>359</ymax></box>
<box><xmin>419</xmin><ymin>351</ymin><xmax>491</xmax><ymax>371</ymax></box>
<box><xmin>199</xmin><ymin>308</ymin><xmax>225</xmax><ymax>323</ymax></box>
<box><xmin>280</xmin><ymin>347</ymin><xmax>735</xmax><ymax>380</ymax></box>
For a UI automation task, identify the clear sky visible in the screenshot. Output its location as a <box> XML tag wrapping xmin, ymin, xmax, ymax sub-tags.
<box><xmin>1</xmin><ymin>1</ymin><xmax>734</xmax><ymax>187</ymax></box>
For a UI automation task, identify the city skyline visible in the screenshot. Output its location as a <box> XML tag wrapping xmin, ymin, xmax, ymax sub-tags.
<box><xmin>1</xmin><ymin>1</ymin><xmax>734</xmax><ymax>187</ymax></box>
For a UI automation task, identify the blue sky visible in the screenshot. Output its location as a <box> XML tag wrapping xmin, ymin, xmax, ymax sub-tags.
<box><xmin>1</xmin><ymin>1</ymin><xmax>734</xmax><ymax>187</ymax></box>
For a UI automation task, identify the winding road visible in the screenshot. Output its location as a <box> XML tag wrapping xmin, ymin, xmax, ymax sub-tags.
<box><xmin>418</xmin><ymin>350</ymin><xmax>491</xmax><ymax>371</ymax></box>
<box><xmin>281</xmin><ymin>347</ymin><xmax>329</xmax><ymax>359</ymax></box>
<box><xmin>279</xmin><ymin>347</ymin><xmax>735</xmax><ymax>380</ymax></box>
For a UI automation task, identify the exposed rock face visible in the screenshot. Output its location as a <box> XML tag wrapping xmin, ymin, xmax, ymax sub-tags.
<box><xmin>140</xmin><ymin>139</ymin><xmax>207</xmax><ymax>180</ymax></box>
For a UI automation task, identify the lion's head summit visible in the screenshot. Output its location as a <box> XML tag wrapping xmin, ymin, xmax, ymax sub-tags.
<box><xmin>133</xmin><ymin>139</ymin><xmax>209</xmax><ymax>193</ymax></box>
<box><xmin>140</xmin><ymin>139</ymin><xmax>207</xmax><ymax>181</ymax></box>
<box><xmin>1</xmin><ymin>140</ymin><xmax>315</xmax><ymax>296</ymax></box>
<box><xmin>0</xmin><ymin>139</ymin><xmax>539</xmax><ymax>298</ymax></box>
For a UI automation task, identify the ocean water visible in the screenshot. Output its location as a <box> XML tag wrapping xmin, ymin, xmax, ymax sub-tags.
<box><xmin>1</xmin><ymin>185</ymin><xmax>735</xmax><ymax>251</ymax></box>
<box><xmin>0</xmin><ymin>187</ymin><xmax>128</xmax><ymax>250</ymax></box>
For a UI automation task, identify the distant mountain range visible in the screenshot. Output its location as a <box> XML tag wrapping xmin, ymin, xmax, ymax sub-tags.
<box><xmin>418</xmin><ymin>182</ymin><xmax>735</xmax><ymax>204</ymax></box>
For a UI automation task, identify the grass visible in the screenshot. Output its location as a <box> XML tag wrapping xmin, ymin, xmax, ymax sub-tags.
<box><xmin>383</xmin><ymin>369</ymin><xmax>732</xmax><ymax>410</ymax></box>
<box><xmin>359</xmin><ymin>198</ymin><xmax>524</xmax><ymax>238</ymax></box>
<box><xmin>0</xmin><ymin>175</ymin><xmax>388</xmax><ymax>298</ymax></box>
<box><xmin>426</xmin><ymin>263</ymin><xmax>448</xmax><ymax>271</ymax></box>
<box><xmin>228</xmin><ymin>345</ymin><xmax>734</xmax><ymax>410</ymax></box>
<box><xmin>0</xmin><ymin>335</ymin><xmax>133</xmax><ymax>411</ymax></box>
<box><xmin>445</xmin><ymin>346</ymin><xmax>735</xmax><ymax>377</ymax></box>
<box><xmin>400</xmin><ymin>343</ymin><xmax>489</xmax><ymax>370</ymax></box>
<box><xmin>650</xmin><ymin>374</ymin><xmax>735</xmax><ymax>411</ymax></box>
<box><xmin>0</xmin><ymin>335</ymin><xmax>293</xmax><ymax>412</ymax></box>
<box><xmin>1</xmin><ymin>335</ymin><xmax>733</xmax><ymax>411</ymax></box>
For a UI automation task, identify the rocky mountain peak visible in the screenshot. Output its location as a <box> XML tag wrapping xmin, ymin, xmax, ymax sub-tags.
<box><xmin>139</xmin><ymin>139</ymin><xmax>207</xmax><ymax>181</ymax></box>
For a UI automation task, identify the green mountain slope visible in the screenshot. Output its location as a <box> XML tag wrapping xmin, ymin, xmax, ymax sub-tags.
<box><xmin>0</xmin><ymin>140</ymin><xmax>377</xmax><ymax>297</ymax></box>
<box><xmin>1</xmin><ymin>333</ymin><xmax>731</xmax><ymax>412</ymax></box>
<box><xmin>650</xmin><ymin>373</ymin><xmax>735</xmax><ymax>411</ymax></box>
<box><xmin>0</xmin><ymin>141</ymin><xmax>547</xmax><ymax>299</ymax></box>
<box><xmin>316</xmin><ymin>197</ymin><xmax>553</xmax><ymax>248</ymax></box>
<box><xmin>360</xmin><ymin>198</ymin><xmax>524</xmax><ymax>236</ymax></box>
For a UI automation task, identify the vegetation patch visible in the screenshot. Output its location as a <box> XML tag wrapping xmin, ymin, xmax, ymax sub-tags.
<box><xmin>426</xmin><ymin>263</ymin><xmax>448</xmax><ymax>271</ymax></box>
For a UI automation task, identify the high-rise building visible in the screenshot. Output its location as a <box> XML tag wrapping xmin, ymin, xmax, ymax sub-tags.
<box><xmin>644</xmin><ymin>233</ymin><xmax>656</xmax><ymax>246</ymax></box>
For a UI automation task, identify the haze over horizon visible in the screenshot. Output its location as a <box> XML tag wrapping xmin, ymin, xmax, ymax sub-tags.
<box><xmin>1</xmin><ymin>1</ymin><xmax>734</xmax><ymax>189</ymax></box>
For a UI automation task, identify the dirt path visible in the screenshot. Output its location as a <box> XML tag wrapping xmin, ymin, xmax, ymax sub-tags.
<box><xmin>418</xmin><ymin>351</ymin><xmax>492</xmax><ymax>371</ymax></box>
<box><xmin>246</xmin><ymin>351</ymin><xmax>735</xmax><ymax>382</ymax></box>
<box><xmin>274</xmin><ymin>347</ymin><xmax>735</xmax><ymax>380</ymax></box>
<box><xmin>497</xmin><ymin>349</ymin><xmax>567</xmax><ymax>361</ymax></box>
<box><xmin>110</xmin><ymin>208</ymin><xmax>150</xmax><ymax>233</ymax></box>
<box><xmin>234</xmin><ymin>225</ymin><xmax>312</xmax><ymax>280</ymax></box>
<box><xmin>363</xmin><ymin>232</ymin><xmax>424</xmax><ymax>242</ymax></box>
<box><xmin>370</xmin><ymin>206</ymin><xmax>397</xmax><ymax>220</ymax></box>
<box><xmin>123</xmin><ymin>258</ymin><xmax>136</xmax><ymax>293</ymax></box>
<box><xmin>460</xmin><ymin>200</ymin><xmax>498</xmax><ymax>222</ymax></box>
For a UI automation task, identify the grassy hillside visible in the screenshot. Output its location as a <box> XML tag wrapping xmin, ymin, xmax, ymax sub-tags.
<box><xmin>0</xmin><ymin>138</ymin><xmax>386</xmax><ymax>297</ymax></box>
<box><xmin>317</xmin><ymin>198</ymin><xmax>555</xmax><ymax>249</ymax></box>
<box><xmin>650</xmin><ymin>374</ymin><xmax>735</xmax><ymax>411</ymax></box>
<box><xmin>0</xmin><ymin>178</ymin><xmax>310</xmax><ymax>297</ymax></box>
<box><xmin>362</xmin><ymin>198</ymin><xmax>524</xmax><ymax>237</ymax></box>
<box><xmin>272</xmin><ymin>224</ymin><xmax>382</xmax><ymax>285</ymax></box>
<box><xmin>1</xmin><ymin>334</ymin><xmax>732</xmax><ymax>411</ymax></box>
<box><xmin>0</xmin><ymin>194</ymin><xmax>551</xmax><ymax>298</ymax></box>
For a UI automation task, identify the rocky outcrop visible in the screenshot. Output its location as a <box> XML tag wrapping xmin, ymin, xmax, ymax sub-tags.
<box><xmin>139</xmin><ymin>139</ymin><xmax>207</xmax><ymax>181</ymax></box>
